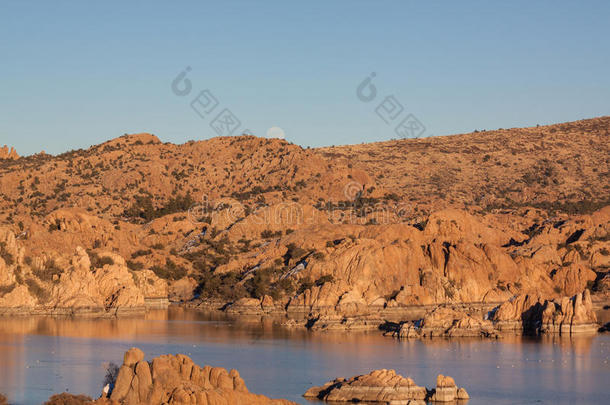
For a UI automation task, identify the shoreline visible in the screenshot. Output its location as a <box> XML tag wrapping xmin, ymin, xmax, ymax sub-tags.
<box><xmin>1</xmin><ymin>295</ymin><xmax>606</xmax><ymax>339</ymax></box>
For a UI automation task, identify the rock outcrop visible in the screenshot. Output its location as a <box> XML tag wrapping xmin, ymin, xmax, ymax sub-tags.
<box><xmin>0</xmin><ymin>227</ymin><xmax>168</xmax><ymax>315</ymax></box>
<box><xmin>491</xmin><ymin>290</ymin><xmax>598</xmax><ymax>334</ymax></box>
<box><xmin>385</xmin><ymin>306</ymin><xmax>499</xmax><ymax>339</ymax></box>
<box><xmin>304</xmin><ymin>369</ymin><xmax>427</xmax><ymax>403</ymax></box>
<box><xmin>44</xmin><ymin>393</ymin><xmax>93</xmax><ymax>404</ymax></box>
<box><xmin>428</xmin><ymin>374</ymin><xmax>470</xmax><ymax>402</ymax></box>
<box><xmin>0</xmin><ymin>145</ymin><xmax>18</xmax><ymax>160</ymax></box>
<box><xmin>304</xmin><ymin>370</ymin><xmax>468</xmax><ymax>403</ymax></box>
<box><xmin>94</xmin><ymin>348</ymin><xmax>295</xmax><ymax>405</ymax></box>
<box><xmin>1</xmin><ymin>118</ymin><xmax>609</xmax><ymax>319</ymax></box>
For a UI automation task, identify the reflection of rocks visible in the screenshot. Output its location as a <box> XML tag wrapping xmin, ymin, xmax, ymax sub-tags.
<box><xmin>0</xmin><ymin>393</ymin><xmax>7</xmax><ymax>405</ymax></box>
<box><xmin>385</xmin><ymin>306</ymin><xmax>499</xmax><ymax>339</ymax></box>
<box><xmin>304</xmin><ymin>370</ymin><xmax>468</xmax><ymax>403</ymax></box>
<box><xmin>95</xmin><ymin>347</ymin><xmax>295</xmax><ymax>405</ymax></box>
<box><xmin>491</xmin><ymin>290</ymin><xmax>598</xmax><ymax>335</ymax></box>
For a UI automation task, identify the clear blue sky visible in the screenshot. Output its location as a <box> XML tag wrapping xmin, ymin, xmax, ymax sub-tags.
<box><xmin>1</xmin><ymin>0</ymin><xmax>609</xmax><ymax>156</ymax></box>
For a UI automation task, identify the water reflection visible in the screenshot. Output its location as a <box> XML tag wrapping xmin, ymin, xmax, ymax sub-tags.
<box><xmin>0</xmin><ymin>308</ymin><xmax>608</xmax><ymax>405</ymax></box>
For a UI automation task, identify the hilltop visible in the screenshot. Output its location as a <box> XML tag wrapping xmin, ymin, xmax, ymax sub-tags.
<box><xmin>0</xmin><ymin>117</ymin><xmax>608</xmax><ymax>326</ymax></box>
<box><xmin>1</xmin><ymin>117</ymin><xmax>608</xmax><ymax>227</ymax></box>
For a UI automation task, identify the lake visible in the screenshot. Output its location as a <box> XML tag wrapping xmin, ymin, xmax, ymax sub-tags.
<box><xmin>0</xmin><ymin>307</ymin><xmax>608</xmax><ymax>404</ymax></box>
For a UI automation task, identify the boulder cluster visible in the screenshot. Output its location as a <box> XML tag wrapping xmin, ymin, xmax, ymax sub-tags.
<box><xmin>0</xmin><ymin>145</ymin><xmax>18</xmax><ymax>160</ymax></box>
<box><xmin>384</xmin><ymin>290</ymin><xmax>598</xmax><ymax>339</ymax></box>
<box><xmin>42</xmin><ymin>348</ymin><xmax>295</xmax><ymax>405</ymax></box>
<box><xmin>304</xmin><ymin>369</ymin><xmax>469</xmax><ymax>403</ymax></box>
<box><xmin>0</xmin><ymin>226</ymin><xmax>168</xmax><ymax>315</ymax></box>
<box><xmin>94</xmin><ymin>348</ymin><xmax>294</xmax><ymax>405</ymax></box>
<box><xmin>491</xmin><ymin>289</ymin><xmax>598</xmax><ymax>335</ymax></box>
<box><xmin>385</xmin><ymin>306</ymin><xmax>499</xmax><ymax>339</ymax></box>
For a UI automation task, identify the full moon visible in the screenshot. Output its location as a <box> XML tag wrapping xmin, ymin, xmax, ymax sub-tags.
<box><xmin>266</xmin><ymin>126</ymin><xmax>285</xmax><ymax>139</ymax></box>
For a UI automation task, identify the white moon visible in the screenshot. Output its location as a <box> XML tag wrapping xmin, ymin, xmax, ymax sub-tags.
<box><xmin>266</xmin><ymin>126</ymin><xmax>285</xmax><ymax>139</ymax></box>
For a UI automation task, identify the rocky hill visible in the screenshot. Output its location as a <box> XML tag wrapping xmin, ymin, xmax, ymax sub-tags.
<box><xmin>0</xmin><ymin>117</ymin><xmax>608</xmax><ymax>320</ymax></box>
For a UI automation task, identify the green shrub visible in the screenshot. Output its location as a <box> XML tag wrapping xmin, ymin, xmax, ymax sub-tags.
<box><xmin>88</xmin><ymin>251</ymin><xmax>115</xmax><ymax>269</ymax></box>
<box><xmin>26</xmin><ymin>278</ymin><xmax>49</xmax><ymax>302</ymax></box>
<box><xmin>285</xmin><ymin>243</ymin><xmax>307</xmax><ymax>262</ymax></box>
<box><xmin>126</xmin><ymin>260</ymin><xmax>144</xmax><ymax>271</ymax></box>
<box><xmin>312</xmin><ymin>251</ymin><xmax>325</xmax><ymax>260</ymax></box>
<box><xmin>314</xmin><ymin>274</ymin><xmax>334</xmax><ymax>286</ymax></box>
<box><xmin>151</xmin><ymin>259</ymin><xmax>187</xmax><ymax>280</ymax></box>
<box><xmin>275</xmin><ymin>278</ymin><xmax>295</xmax><ymax>296</ymax></box>
<box><xmin>123</xmin><ymin>193</ymin><xmax>195</xmax><ymax>221</ymax></box>
<box><xmin>196</xmin><ymin>270</ymin><xmax>248</xmax><ymax>301</ymax></box>
<box><xmin>48</xmin><ymin>219</ymin><xmax>61</xmax><ymax>232</ymax></box>
<box><xmin>0</xmin><ymin>242</ymin><xmax>14</xmax><ymax>265</ymax></box>
<box><xmin>297</xmin><ymin>277</ymin><xmax>313</xmax><ymax>295</ymax></box>
<box><xmin>33</xmin><ymin>259</ymin><xmax>63</xmax><ymax>282</ymax></box>
<box><xmin>261</xmin><ymin>229</ymin><xmax>275</xmax><ymax>239</ymax></box>
<box><xmin>131</xmin><ymin>249</ymin><xmax>152</xmax><ymax>258</ymax></box>
<box><xmin>0</xmin><ymin>283</ymin><xmax>16</xmax><ymax>296</ymax></box>
<box><xmin>248</xmin><ymin>269</ymin><xmax>272</xmax><ymax>299</ymax></box>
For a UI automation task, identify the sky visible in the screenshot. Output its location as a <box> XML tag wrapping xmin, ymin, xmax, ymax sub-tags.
<box><xmin>1</xmin><ymin>0</ymin><xmax>609</xmax><ymax>156</ymax></box>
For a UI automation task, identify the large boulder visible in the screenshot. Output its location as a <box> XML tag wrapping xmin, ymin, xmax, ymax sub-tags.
<box><xmin>304</xmin><ymin>369</ymin><xmax>427</xmax><ymax>403</ymax></box>
<box><xmin>93</xmin><ymin>256</ymin><xmax>145</xmax><ymax>311</ymax></box>
<box><xmin>304</xmin><ymin>370</ymin><xmax>469</xmax><ymax>403</ymax></box>
<box><xmin>428</xmin><ymin>374</ymin><xmax>470</xmax><ymax>402</ymax></box>
<box><xmin>101</xmin><ymin>348</ymin><xmax>295</xmax><ymax>405</ymax></box>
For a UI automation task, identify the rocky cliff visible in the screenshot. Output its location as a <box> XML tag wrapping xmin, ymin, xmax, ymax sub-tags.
<box><xmin>491</xmin><ymin>290</ymin><xmax>598</xmax><ymax>334</ymax></box>
<box><xmin>0</xmin><ymin>227</ymin><xmax>167</xmax><ymax>315</ymax></box>
<box><xmin>0</xmin><ymin>117</ymin><xmax>608</xmax><ymax>319</ymax></box>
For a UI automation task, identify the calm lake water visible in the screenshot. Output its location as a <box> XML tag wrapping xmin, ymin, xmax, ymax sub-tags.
<box><xmin>0</xmin><ymin>307</ymin><xmax>608</xmax><ymax>405</ymax></box>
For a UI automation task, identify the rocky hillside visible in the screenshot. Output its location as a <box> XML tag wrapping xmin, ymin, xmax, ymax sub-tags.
<box><xmin>0</xmin><ymin>117</ymin><xmax>608</xmax><ymax>317</ymax></box>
